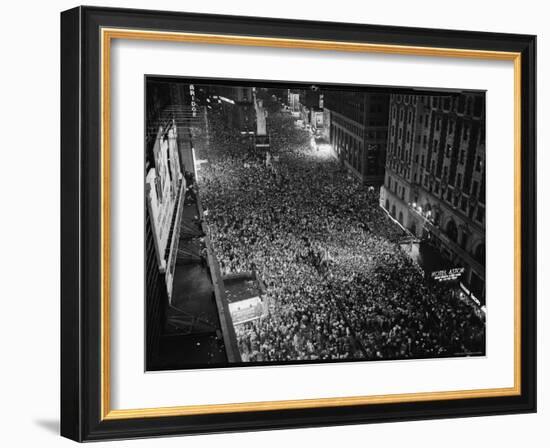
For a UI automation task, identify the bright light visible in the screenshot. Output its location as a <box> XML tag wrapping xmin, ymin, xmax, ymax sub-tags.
<box><xmin>192</xmin><ymin>147</ymin><xmax>198</xmax><ymax>173</ymax></box>
<box><xmin>418</xmin><ymin>206</ymin><xmax>422</xmax><ymax>213</ymax></box>
<box><xmin>412</xmin><ymin>202</ymin><xmax>417</xmax><ymax>208</ymax></box>
<box><xmin>218</xmin><ymin>96</ymin><xmax>235</xmax><ymax>105</ymax></box>
<box><xmin>313</xmin><ymin>143</ymin><xmax>336</xmax><ymax>160</ymax></box>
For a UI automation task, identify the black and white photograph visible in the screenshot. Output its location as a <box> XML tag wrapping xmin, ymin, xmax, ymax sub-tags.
<box><xmin>145</xmin><ymin>78</ymin><xmax>487</xmax><ymax>371</ymax></box>
<box><xmin>53</xmin><ymin>3</ymin><xmax>540</xmax><ymax>442</ymax></box>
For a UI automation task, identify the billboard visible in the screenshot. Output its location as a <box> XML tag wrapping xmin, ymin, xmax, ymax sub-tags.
<box><xmin>229</xmin><ymin>296</ymin><xmax>266</xmax><ymax>326</ymax></box>
<box><xmin>145</xmin><ymin>122</ymin><xmax>184</xmax><ymax>298</ymax></box>
<box><xmin>431</xmin><ymin>267</ymin><xmax>465</xmax><ymax>282</ymax></box>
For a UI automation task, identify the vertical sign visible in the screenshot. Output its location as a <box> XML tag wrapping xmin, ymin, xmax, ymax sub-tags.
<box><xmin>189</xmin><ymin>84</ymin><xmax>197</xmax><ymax>117</ymax></box>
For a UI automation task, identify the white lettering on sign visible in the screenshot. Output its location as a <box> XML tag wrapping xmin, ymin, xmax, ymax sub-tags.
<box><xmin>431</xmin><ymin>267</ymin><xmax>465</xmax><ymax>282</ymax></box>
<box><xmin>189</xmin><ymin>84</ymin><xmax>197</xmax><ymax>117</ymax></box>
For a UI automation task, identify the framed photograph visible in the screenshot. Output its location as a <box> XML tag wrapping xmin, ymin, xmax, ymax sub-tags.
<box><xmin>60</xmin><ymin>6</ymin><xmax>536</xmax><ymax>441</ymax></box>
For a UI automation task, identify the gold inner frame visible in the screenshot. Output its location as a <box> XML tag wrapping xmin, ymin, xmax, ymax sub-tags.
<box><xmin>100</xmin><ymin>27</ymin><xmax>522</xmax><ymax>420</ymax></box>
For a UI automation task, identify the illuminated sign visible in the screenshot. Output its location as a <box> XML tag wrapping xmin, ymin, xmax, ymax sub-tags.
<box><xmin>431</xmin><ymin>267</ymin><xmax>465</xmax><ymax>282</ymax></box>
<box><xmin>189</xmin><ymin>84</ymin><xmax>197</xmax><ymax>117</ymax></box>
<box><xmin>145</xmin><ymin>123</ymin><xmax>184</xmax><ymax>299</ymax></box>
<box><xmin>229</xmin><ymin>296</ymin><xmax>266</xmax><ymax>326</ymax></box>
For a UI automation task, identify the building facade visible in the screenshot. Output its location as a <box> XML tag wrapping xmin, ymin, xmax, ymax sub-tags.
<box><xmin>287</xmin><ymin>89</ymin><xmax>301</xmax><ymax>112</ymax></box>
<box><xmin>380</xmin><ymin>93</ymin><xmax>486</xmax><ymax>302</ymax></box>
<box><xmin>215</xmin><ymin>86</ymin><xmax>256</xmax><ymax>134</ymax></box>
<box><xmin>325</xmin><ymin>92</ymin><xmax>390</xmax><ymax>185</ymax></box>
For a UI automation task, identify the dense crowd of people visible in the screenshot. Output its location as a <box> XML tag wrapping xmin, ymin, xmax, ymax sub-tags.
<box><xmin>196</xmin><ymin>104</ymin><xmax>485</xmax><ymax>363</ymax></box>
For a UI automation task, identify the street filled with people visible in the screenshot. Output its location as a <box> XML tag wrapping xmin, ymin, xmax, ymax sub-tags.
<box><xmin>196</xmin><ymin>101</ymin><xmax>485</xmax><ymax>363</ymax></box>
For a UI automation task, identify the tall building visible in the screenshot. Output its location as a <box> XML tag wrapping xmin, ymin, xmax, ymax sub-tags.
<box><xmin>213</xmin><ymin>86</ymin><xmax>255</xmax><ymax>134</ymax></box>
<box><xmin>287</xmin><ymin>89</ymin><xmax>301</xmax><ymax>112</ymax></box>
<box><xmin>380</xmin><ymin>93</ymin><xmax>486</xmax><ymax>303</ymax></box>
<box><xmin>324</xmin><ymin>92</ymin><xmax>390</xmax><ymax>185</ymax></box>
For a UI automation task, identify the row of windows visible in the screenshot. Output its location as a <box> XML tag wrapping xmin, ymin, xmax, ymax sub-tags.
<box><xmin>391</xmin><ymin>106</ymin><xmax>415</xmax><ymax>123</ymax></box>
<box><xmin>390</xmin><ymin>121</ymin><xmax>481</xmax><ymax>159</ymax></box>
<box><xmin>423</xmin><ymin>180</ymin><xmax>484</xmax><ymax>225</ymax></box>
<box><xmin>331</xmin><ymin>126</ymin><xmax>363</xmax><ymax>173</ymax></box>
<box><xmin>332</xmin><ymin>118</ymin><xmax>362</xmax><ymax>138</ymax></box>
<box><xmin>386</xmin><ymin>175</ymin><xmax>407</xmax><ymax>201</ymax></box>
<box><xmin>427</xmin><ymin>95</ymin><xmax>483</xmax><ymax>117</ymax></box>
<box><xmin>391</xmin><ymin>95</ymin><xmax>483</xmax><ymax>127</ymax></box>
<box><xmin>392</xmin><ymin>95</ymin><xmax>419</xmax><ymax>106</ymax></box>
<box><xmin>390</xmin><ymin>134</ymin><xmax>483</xmax><ymax>170</ymax></box>
<box><xmin>387</xmin><ymin>166</ymin><xmax>484</xmax><ymax>227</ymax></box>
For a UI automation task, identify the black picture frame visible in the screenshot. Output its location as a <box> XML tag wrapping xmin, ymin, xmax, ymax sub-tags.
<box><xmin>61</xmin><ymin>5</ymin><xmax>536</xmax><ymax>442</ymax></box>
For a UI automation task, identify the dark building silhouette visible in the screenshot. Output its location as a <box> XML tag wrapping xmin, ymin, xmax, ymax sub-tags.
<box><xmin>380</xmin><ymin>93</ymin><xmax>486</xmax><ymax>302</ymax></box>
<box><xmin>324</xmin><ymin>92</ymin><xmax>390</xmax><ymax>185</ymax></box>
<box><xmin>214</xmin><ymin>86</ymin><xmax>256</xmax><ymax>134</ymax></box>
<box><xmin>144</xmin><ymin>79</ymin><xmax>236</xmax><ymax>370</ymax></box>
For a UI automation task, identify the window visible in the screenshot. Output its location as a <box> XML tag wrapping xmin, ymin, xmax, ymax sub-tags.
<box><xmin>474</xmin><ymin>243</ymin><xmax>486</xmax><ymax>264</ymax></box>
<box><xmin>446</xmin><ymin>219</ymin><xmax>458</xmax><ymax>242</ymax></box>
<box><xmin>476</xmin><ymin>156</ymin><xmax>483</xmax><ymax>172</ymax></box>
<box><xmin>476</xmin><ymin>206</ymin><xmax>484</xmax><ymax>223</ymax></box>
<box><xmin>457</xmin><ymin>173</ymin><xmax>463</xmax><ymax>189</ymax></box>
<box><xmin>472</xmin><ymin>180</ymin><xmax>479</xmax><ymax>197</ymax></box>
<box><xmin>479</xmin><ymin>178</ymin><xmax>485</xmax><ymax>204</ymax></box>
<box><xmin>474</xmin><ymin>96</ymin><xmax>483</xmax><ymax>117</ymax></box>
<box><xmin>460</xmin><ymin>232</ymin><xmax>468</xmax><ymax>249</ymax></box>
<box><xmin>463</xmin><ymin>126</ymin><xmax>470</xmax><ymax>141</ymax></box>
<box><xmin>459</xmin><ymin>150</ymin><xmax>466</xmax><ymax>164</ymax></box>
<box><xmin>458</xmin><ymin>96</ymin><xmax>465</xmax><ymax>113</ymax></box>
